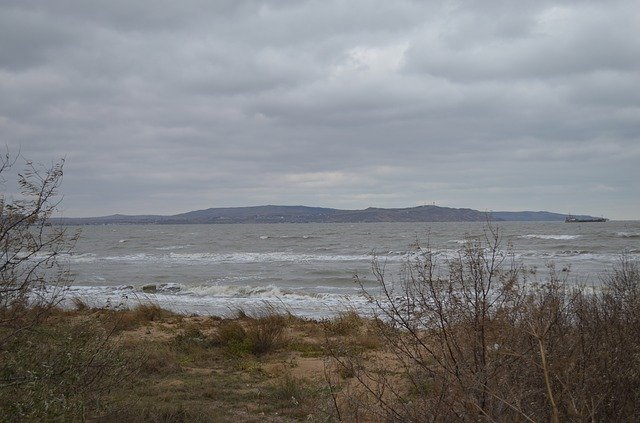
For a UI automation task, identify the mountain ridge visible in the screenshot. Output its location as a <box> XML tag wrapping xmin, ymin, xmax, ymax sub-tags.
<box><xmin>52</xmin><ymin>205</ymin><xmax>600</xmax><ymax>225</ymax></box>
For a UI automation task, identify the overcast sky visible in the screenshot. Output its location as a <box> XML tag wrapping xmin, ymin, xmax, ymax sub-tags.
<box><xmin>1</xmin><ymin>1</ymin><xmax>639</xmax><ymax>219</ymax></box>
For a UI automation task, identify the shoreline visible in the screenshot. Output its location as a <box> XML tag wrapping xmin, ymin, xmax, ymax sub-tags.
<box><xmin>57</xmin><ymin>285</ymin><xmax>374</xmax><ymax>320</ymax></box>
<box><xmin>8</xmin><ymin>257</ymin><xmax>640</xmax><ymax>422</ymax></box>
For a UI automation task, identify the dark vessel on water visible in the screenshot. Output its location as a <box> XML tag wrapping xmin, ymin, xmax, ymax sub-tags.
<box><xmin>565</xmin><ymin>215</ymin><xmax>608</xmax><ymax>223</ymax></box>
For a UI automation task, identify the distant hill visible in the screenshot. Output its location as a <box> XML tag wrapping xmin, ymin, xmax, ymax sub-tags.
<box><xmin>53</xmin><ymin>205</ymin><xmax>599</xmax><ymax>225</ymax></box>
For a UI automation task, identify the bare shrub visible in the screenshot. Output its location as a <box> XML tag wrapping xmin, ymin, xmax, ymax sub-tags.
<box><xmin>0</xmin><ymin>153</ymin><xmax>76</xmax><ymax>346</ymax></box>
<box><xmin>0</xmin><ymin>153</ymin><xmax>139</xmax><ymax>419</ymax></box>
<box><xmin>339</xmin><ymin>225</ymin><xmax>640</xmax><ymax>422</ymax></box>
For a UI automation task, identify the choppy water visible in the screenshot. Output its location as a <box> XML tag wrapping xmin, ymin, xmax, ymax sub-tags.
<box><xmin>61</xmin><ymin>221</ymin><xmax>640</xmax><ymax>318</ymax></box>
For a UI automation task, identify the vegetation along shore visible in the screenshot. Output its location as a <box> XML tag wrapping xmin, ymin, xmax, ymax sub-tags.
<box><xmin>2</xmin><ymin>156</ymin><xmax>639</xmax><ymax>421</ymax></box>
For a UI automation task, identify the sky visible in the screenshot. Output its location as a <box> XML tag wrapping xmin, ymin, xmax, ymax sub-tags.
<box><xmin>1</xmin><ymin>1</ymin><xmax>639</xmax><ymax>219</ymax></box>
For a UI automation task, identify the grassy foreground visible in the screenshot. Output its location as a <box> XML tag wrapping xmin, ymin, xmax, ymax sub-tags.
<box><xmin>1</xmin><ymin>303</ymin><xmax>385</xmax><ymax>422</ymax></box>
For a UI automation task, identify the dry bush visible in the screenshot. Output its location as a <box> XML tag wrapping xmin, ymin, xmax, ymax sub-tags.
<box><xmin>325</xmin><ymin>310</ymin><xmax>365</xmax><ymax>336</ymax></box>
<box><xmin>246</xmin><ymin>311</ymin><xmax>287</xmax><ymax>355</ymax></box>
<box><xmin>0</xmin><ymin>154</ymin><xmax>76</xmax><ymax>346</ymax></box>
<box><xmin>132</xmin><ymin>303</ymin><xmax>175</xmax><ymax>322</ymax></box>
<box><xmin>336</xmin><ymin>225</ymin><xmax>640</xmax><ymax>422</ymax></box>
<box><xmin>211</xmin><ymin>306</ymin><xmax>288</xmax><ymax>357</ymax></box>
<box><xmin>0</xmin><ymin>155</ymin><xmax>141</xmax><ymax>420</ymax></box>
<box><xmin>0</xmin><ymin>317</ymin><xmax>138</xmax><ymax>421</ymax></box>
<box><xmin>71</xmin><ymin>296</ymin><xmax>90</xmax><ymax>311</ymax></box>
<box><xmin>215</xmin><ymin>320</ymin><xmax>247</xmax><ymax>345</ymax></box>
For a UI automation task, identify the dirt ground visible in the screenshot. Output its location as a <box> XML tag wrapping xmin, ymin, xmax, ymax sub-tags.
<box><xmin>83</xmin><ymin>307</ymin><xmax>391</xmax><ymax>422</ymax></box>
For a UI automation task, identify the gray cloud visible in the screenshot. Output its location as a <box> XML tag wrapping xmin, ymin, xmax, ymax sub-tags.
<box><xmin>1</xmin><ymin>0</ymin><xmax>638</xmax><ymax>219</ymax></box>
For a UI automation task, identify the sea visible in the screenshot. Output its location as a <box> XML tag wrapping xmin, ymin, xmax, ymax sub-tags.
<box><xmin>60</xmin><ymin>221</ymin><xmax>640</xmax><ymax>319</ymax></box>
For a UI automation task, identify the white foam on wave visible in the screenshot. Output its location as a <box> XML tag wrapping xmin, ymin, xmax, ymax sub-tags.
<box><xmin>68</xmin><ymin>282</ymin><xmax>352</xmax><ymax>300</ymax></box>
<box><xmin>520</xmin><ymin>234</ymin><xmax>580</xmax><ymax>240</ymax></box>
<box><xmin>20</xmin><ymin>251</ymin><xmax>98</xmax><ymax>264</ymax></box>
<box><xmin>58</xmin><ymin>253</ymin><xmax>96</xmax><ymax>263</ymax></box>
<box><xmin>67</xmin><ymin>253</ymin><xmax>97</xmax><ymax>263</ymax></box>
<box><xmin>185</xmin><ymin>284</ymin><xmax>368</xmax><ymax>306</ymax></box>
<box><xmin>155</xmin><ymin>283</ymin><xmax>184</xmax><ymax>292</ymax></box>
<box><xmin>15</xmin><ymin>251</ymin><xmax>55</xmax><ymax>260</ymax></box>
<box><xmin>156</xmin><ymin>245</ymin><xmax>190</xmax><ymax>251</ymax></box>
<box><xmin>168</xmin><ymin>251</ymin><xmax>376</xmax><ymax>264</ymax></box>
<box><xmin>258</xmin><ymin>235</ymin><xmax>314</xmax><ymax>240</ymax></box>
<box><xmin>188</xmin><ymin>284</ymin><xmax>287</xmax><ymax>298</ymax></box>
<box><xmin>449</xmin><ymin>239</ymin><xmax>469</xmax><ymax>244</ymax></box>
<box><xmin>60</xmin><ymin>283</ymin><xmax>373</xmax><ymax>319</ymax></box>
<box><xmin>61</xmin><ymin>251</ymin><xmax>394</xmax><ymax>266</ymax></box>
<box><xmin>516</xmin><ymin>250</ymin><xmax>640</xmax><ymax>262</ymax></box>
<box><xmin>102</xmin><ymin>253</ymin><xmax>150</xmax><ymax>262</ymax></box>
<box><xmin>66</xmin><ymin>249</ymin><xmax>505</xmax><ymax>266</ymax></box>
<box><xmin>617</xmin><ymin>232</ymin><xmax>640</xmax><ymax>238</ymax></box>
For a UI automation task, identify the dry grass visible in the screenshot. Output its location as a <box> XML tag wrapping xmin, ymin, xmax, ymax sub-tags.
<box><xmin>0</xmin><ymin>311</ymin><xmax>138</xmax><ymax>421</ymax></box>
<box><xmin>107</xmin><ymin>303</ymin><xmax>180</xmax><ymax>332</ymax></box>
<box><xmin>324</xmin><ymin>310</ymin><xmax>365</xmax><ymax>336</ymax></box>
<box><xmin>94</xmin><ymin>307</ymin><xmax>346</xmax><ymax>422</ymax></box>
<box><xmin>210</xmin><ymin>307</ymin><xmax>289</xmax><ymax>357</ymax></box>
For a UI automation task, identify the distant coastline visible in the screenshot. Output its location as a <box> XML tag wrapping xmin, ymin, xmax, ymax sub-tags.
<box><xmin>53</xmin><ymin>205</ymin><xmax>604</xmax><ymax>225</ymax></box>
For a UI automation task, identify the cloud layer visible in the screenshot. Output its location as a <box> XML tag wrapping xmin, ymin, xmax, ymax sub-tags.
<box><xmin>1</xmin><ymin>0</ymin><xmax>639</xmax><ymax>218</ymax></box>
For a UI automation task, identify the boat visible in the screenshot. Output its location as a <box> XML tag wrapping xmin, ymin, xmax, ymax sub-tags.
<box><xmin>565</xmin><ymin>215</ymin><xmax>608</xmax><ymax>223</ymax></box>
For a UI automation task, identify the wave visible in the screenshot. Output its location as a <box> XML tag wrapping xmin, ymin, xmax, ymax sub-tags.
<box><xmin>258</xmin><ymin>235</ymin><xmax>315</xmax><ymax>240</ymax></box>
<box><xmin>155</xmin><ymin>245</ymin><xmax>190</xmax><ymax>250</ymax></box>
<box><xmin>516</xmin><ymin>250</ymin><xmax>640</xmax><ymax>261</ymax></box>
<box><xmin>102</xmin><ymin>253</ymin><xmax>150</xmax><ymax>262</ymax></box>
<box><xmin>18</xmin><ymin>252</ymin><xmax>97</xmax><ymax>264</ymax></box>
<box><xmin>149</xmin><ymin>283</ymin><xmax>183</xmax><ymax>293</ymax></box>
<box><xmin>448</xmin><ymin>239</ymin><xmax>469</xmax><ymax>245</ymax></box>
<box><xmin>616</xmin><ymin>232</ymin><xmax>640</xmax><ymax>238</ymax></box>
<box><xmin>187</xmin><ymin>284</ymin><xmax>290</xmax><ymax>298</ymax></box>
<box><xmin>170</xmin><ymin>252</ymin><xmax>375</xmax><ymax>263</ymax></box>
<box><xmin>67</xmin><ymin>282</ymin><xmax>357</xmax><ymax>300</ymax></box>
<box><xmin>83</xmin><ymin>251</ymin><xmax>382</xmax><ymax>264</ymax></box>
<box><xmin>69</xmin><ymin>247</ymin><xmax>638</xmax><ymax>267</ymax></box>
<box><xmin>57</xmin><ymin>250</ymin><xmax>420</xmax><ymax>265</ymax></box>
<box><xmin>520</xmin><ymin>234</ymin><xmax>580</xmax><ymax>240</ymax></box>
<box><xmin>61</xmin><ymin>283</ymin><xmax>372</xmax><ymax>319</ymax></box>
<box><xmin>69</xmin><ymin>253</ymin><xmax>98</xmax><ymax>263</ymax></box>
